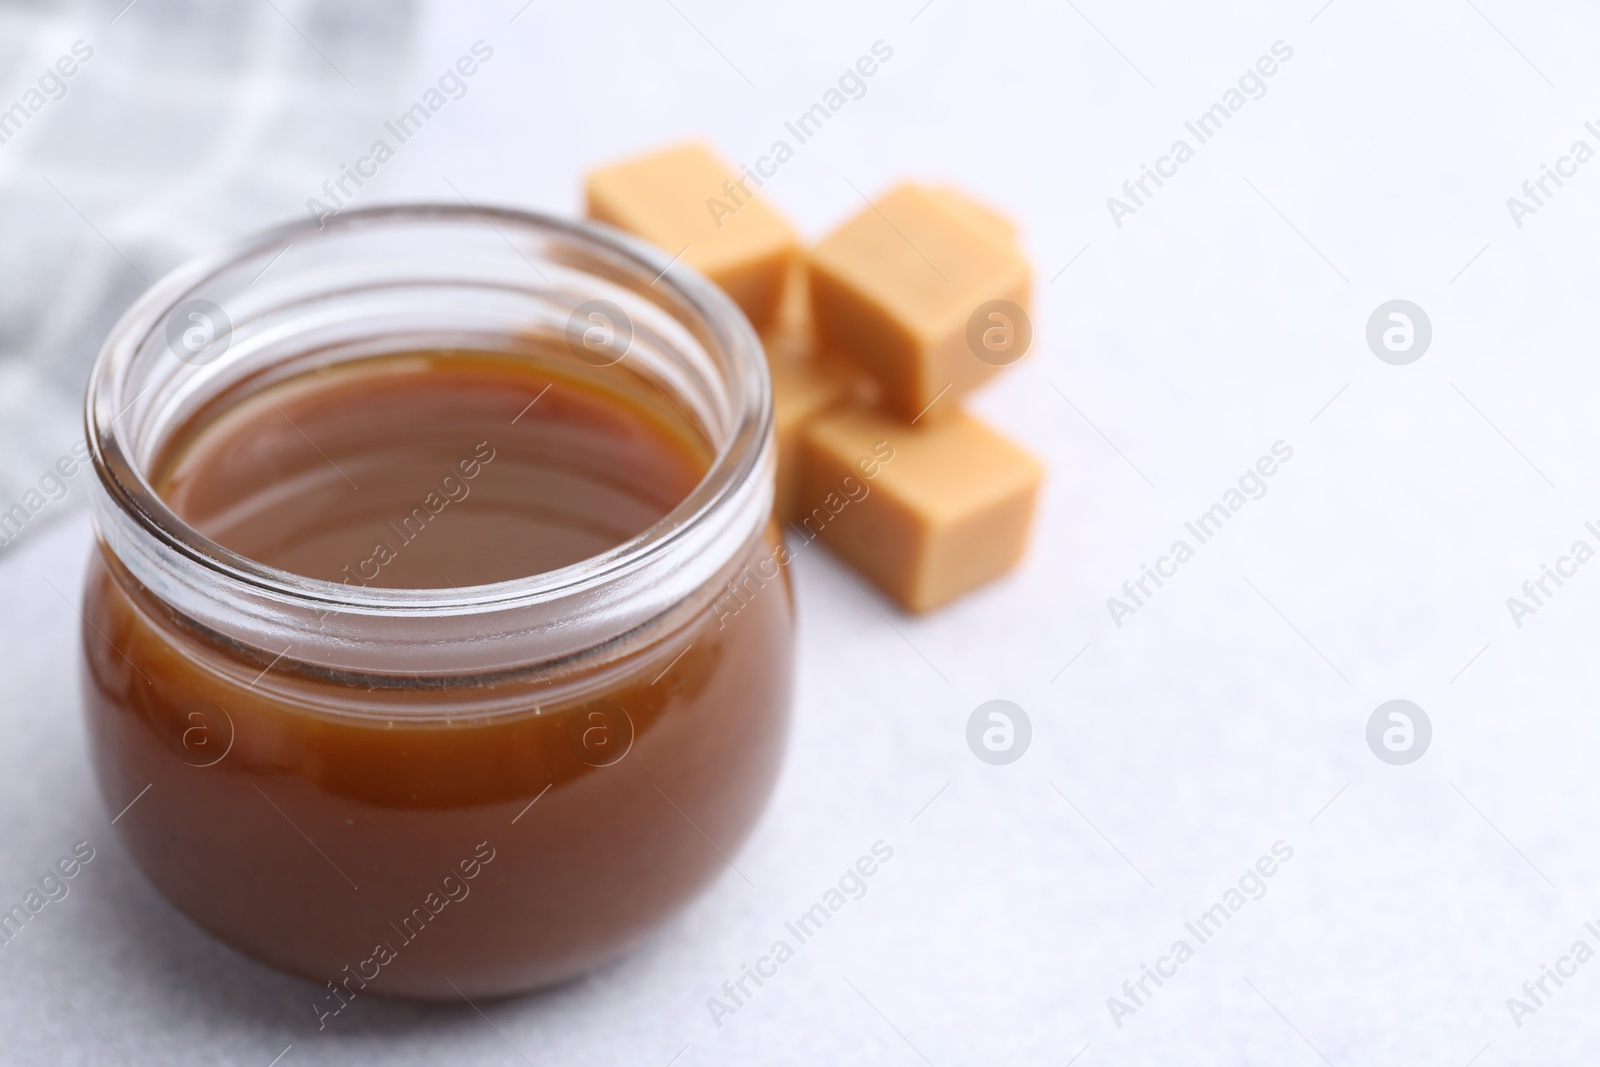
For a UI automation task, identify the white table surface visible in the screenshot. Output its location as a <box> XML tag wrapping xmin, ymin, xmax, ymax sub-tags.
<box><xmin>6</xmin><ymin>0</ymin><xmax>1600</xmax><ymax>1063</ymax></box>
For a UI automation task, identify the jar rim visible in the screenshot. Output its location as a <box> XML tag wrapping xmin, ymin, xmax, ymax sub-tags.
<box><xmin>85</xmin><ymin>203</ymin><xmax>772</xmax><ymax>619</ymax></box>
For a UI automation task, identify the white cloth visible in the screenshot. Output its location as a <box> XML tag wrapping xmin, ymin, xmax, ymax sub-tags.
<box><xmin>0</xmin><ymin>0</ymin><xmax>417</xmax><ymax>549</ymax></box>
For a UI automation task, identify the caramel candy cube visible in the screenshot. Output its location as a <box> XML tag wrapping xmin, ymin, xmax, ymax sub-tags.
<box><xmin>585</xmin><ymin>142</ymin><xmax>797</xmax><ymax>328</ymax></box>
<box><xmin>767</xmin><ymin>345</ymin><xmax>869</xmax><ymax>523</ymax></box>
<box><xmin>808</xmin><ymin>183</ymin><xmax>1031</xmax><ymax>421</ymax></box>
<box><xmin>798</xmin><ymin>406</ymin><xmax>1042</xmax><ymax>612</ymax></box>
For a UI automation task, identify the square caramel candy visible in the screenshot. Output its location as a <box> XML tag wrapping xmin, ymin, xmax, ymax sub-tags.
<box><xmin>808</xmin><ymin>183</ymin><xmax>1031</xmax><ymax>421</ymax></box>
<box><xmin>767</xmin><ymin>344</ymin><xmax>871</xmax><ymax>523</ymax></box>
<box><xmin>798</xmin><ymin>406</ymin><xmax>1042</xmax><ymax>612</ymax></box>
<box><xmin>585</xmin><ymin>142</ymin><xmax>797</xmax><ymax>328</ymax></box>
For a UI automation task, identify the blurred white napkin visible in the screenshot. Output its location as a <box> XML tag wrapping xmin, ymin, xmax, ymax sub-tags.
<box><xmin>0</xmin><ymin>0</ymin><xmax>419</xmax><ymax>555</ymax></box>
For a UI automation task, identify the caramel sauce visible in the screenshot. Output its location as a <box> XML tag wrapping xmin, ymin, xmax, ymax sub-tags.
<box><xmin>82</xmin><ymin>350</ymin><xmax>792</xmax><ymax>999</ymax></box>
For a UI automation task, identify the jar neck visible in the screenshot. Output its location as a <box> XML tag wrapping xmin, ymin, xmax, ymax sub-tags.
<box><xmin>87</xmin><ymin>206</ymin><xmax>773</xmax><ymax>677</ymax></box>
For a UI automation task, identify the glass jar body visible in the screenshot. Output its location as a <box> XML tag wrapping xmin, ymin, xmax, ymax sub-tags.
<box><xmin>81</xmin><ymin>521</ymin><xmax>791</xmax><ymax>1000</ymax></box>
<box><xmin>78</xmin><ymin>205</ymin><xmax>789</xmax><ymax>1001</ymax></box>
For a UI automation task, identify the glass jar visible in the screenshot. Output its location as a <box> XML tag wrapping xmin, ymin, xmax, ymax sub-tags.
<box><xmin>80</xmin><ymin>205</ymin><xmax>792</xmax><ymax>1004</ymax></box>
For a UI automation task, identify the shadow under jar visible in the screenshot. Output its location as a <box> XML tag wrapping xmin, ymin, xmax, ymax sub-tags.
<box><xmin>80</xmin><ymin>206</ymin><xmax>792</xmax><ymax>1002</ymax></box>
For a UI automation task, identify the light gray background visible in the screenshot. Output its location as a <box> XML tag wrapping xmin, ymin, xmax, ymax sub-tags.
<box><xmin>3</xmin><ymin>0</ymin><xmax>1599</xmax><ymax>1063</ymax></box>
